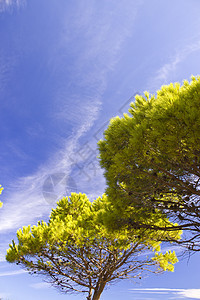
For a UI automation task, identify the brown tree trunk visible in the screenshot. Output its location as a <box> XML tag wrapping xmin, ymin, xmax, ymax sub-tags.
<box><xmin>92</xmin><ymin>282</ymin><xmax>106</xmax><ymax>300</ymax></box>
<box><xmin>87</xmin><ymin>287</ymin><xmax>93</xmax><ymax>300</ymax></box>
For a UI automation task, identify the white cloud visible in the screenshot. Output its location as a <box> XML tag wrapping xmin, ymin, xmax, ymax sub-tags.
<box><xmin>0</xmin><ymin>1</ymin><xmax>141</xmax><ymax>241</ymax></box>
<box><xmin>130</xmin><ymin>288</ymin><xmax>200</xmax><ymax>299</ymax></box>
<box><xmin>0</xmin><ymin>51</ymin><xmax>18</xmax><ymax>98</ymax></box>
<box><xmin>30</xmin><ymin>282</ymin><xmax>50</xmax><ymax>290</ymax></box>
<box><xmin>0</xmin><ymin>253</ymin><xmax>6</xmax><ymax>262</ymax></box>
<box><xmin>0</xmin><ymin>293</ymin><xmax>10</xmax><ymax>299</ymax></box>
<box><xmin>0</xmin><ymin>0</ymin><xmax>25</xmax><ymax>12</ymax></box>
<box><xmin>0</xmin><ymin>269</ymin><xmax>27</xmax><ymax>276</ymax></box>
<box><xmin>180</xmin><ymin>290</ymin><xmax>200</xmax><ymax>299</ymax></box>
<box><xmin>148</xmin><ymin>38</ymin><xmax>200</xmax><ymax>91</ymax></box>
<box><xmin>0</xmin><ymin>138</ymin><xmax>79</xmax><ymax>232</ymax></box>
<box><xmin>0</xmin><ymin>92</ymin><xmax>102</xmax><ymax>237</ymax></box>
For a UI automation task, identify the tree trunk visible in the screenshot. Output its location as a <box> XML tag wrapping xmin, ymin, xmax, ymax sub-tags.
<box><xmin>92</xmin><ymin>282</ymin><xmax>106</xmax><ymax>300</ymax></box>
<box><xmin>87</xmin><ymin>287</ymin><xmax>93</xmax><ymax>300</ymax></box>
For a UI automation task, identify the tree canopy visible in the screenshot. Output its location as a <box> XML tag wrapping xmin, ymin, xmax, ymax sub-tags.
<box><xmin>6</xmin><ymin>193</ymin><xmax>179</xmax><ymax>300</ymax></box>
<box><xmin>98</xmin><ymin>76</ymin><xmax>200</xmax><ymax>250</ymax></box>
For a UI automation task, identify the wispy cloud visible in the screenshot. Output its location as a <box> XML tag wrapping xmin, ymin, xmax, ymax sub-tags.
<box><xmin>30</xmin><ymin>282</ymin><xmax>50</xmax><ymax>290</ymax></box>
<box><xmin>0</xmin><ymin>1</ymin><xmax>141</xmax><ymax>242</ymax></box>
<box><xmin>130</xmin><ymin>288</ymin><xmax>200</xmax><ymax>299</ymax></box>
<box><xmin>0</xmin><ymin>51</ymin><xmax>17</xmax><ymax>98</ymax></box>
<box><xmin>148</xmin><ymin>37</ymin><xmax>200</xmax><ymax>91</ymax></box>
<box><xmin>0</xmin><ymin>0</ymin><xmax>25</xmax><ymax>12</ymax></box>
<box><xmin>0</xmin><ymin>253</ymin><xmax>6</xmax><ymax>262</ymax></box>
<box><xmin>0</xmin><ymin>292</ymin><xmax>10</xmax><ymax>299</ymax></box>
<box><xmin>0</xmin><ymin>269</ymin><xmax>26</xmax><ymax>276</ymax></box>
<box><xmin>52</xmin><ymin>0</ymin><xmax>141</xmax><ymax>126</ymax></box>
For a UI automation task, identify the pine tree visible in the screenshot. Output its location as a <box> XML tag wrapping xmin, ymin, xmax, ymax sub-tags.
<box><xmin>98</xmin><ymin>76</ymin><xmax>200</xmax><ymax>250</ymax></box>
<box><xmin>6</xmin><ymin>193</ymin><xmax>179</xmax><ymax>300</ymax></box>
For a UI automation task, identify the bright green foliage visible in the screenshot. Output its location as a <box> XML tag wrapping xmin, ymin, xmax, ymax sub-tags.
<box><xmin>7</xmin><ymin>193</ymin><xmax>178</xmax><ymax>300</ymax></box>
<box><xmin>0</xmin><ymin>185</ymin><xmax>3</xmax><ymax>208</ymax></box>
<box><xmin>98</xmin><ymin>76</ymin><xmax>200</xmax><ymax>249</ymax></box>
<box><xmin>152</xmin><ymin>250</ymin><xmax>178</xmax><ymax>272</ymax></box>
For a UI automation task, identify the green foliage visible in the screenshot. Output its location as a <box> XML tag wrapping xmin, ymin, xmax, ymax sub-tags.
<box><xmin>7</xmin><ymin>193</ymin><xmax>178</xmax><ymax>300</ymax></box>
<box><xmin>152</xmin><ymin>250</ymin><xmax>178</xmax><ymax>272</ymax></box>
<box><xmin>0</xmin><ymin>185</ymin><xmax>3</xmax><ymax>208</ymax></box>
<box><xmin>98</xmin><ymin>76</ymin><xmax>200</xmax><ymax>248</ymax></box>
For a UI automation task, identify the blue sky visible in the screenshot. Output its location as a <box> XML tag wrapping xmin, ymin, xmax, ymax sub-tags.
<box><xmin>0</xmin><ymin>0</ymin><xmax>200</xmax><ymax>299</ymax></box>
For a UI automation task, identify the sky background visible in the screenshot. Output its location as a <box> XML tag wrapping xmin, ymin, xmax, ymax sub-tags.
<box><xmin>0</xmin><ymin>0</ymin><xmax>200</xmax><ymax>299</ymax></box>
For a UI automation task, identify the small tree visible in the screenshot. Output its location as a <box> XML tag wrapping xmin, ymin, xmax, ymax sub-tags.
<box><xmin>6</xmin><ymin>193</ymin><xmax>179</xmax><ymax>300</ymax></box>
<box><xmin>98</xmin><ymin>76</ymin><xmax>200</xmax><ymax>250</ymax></box>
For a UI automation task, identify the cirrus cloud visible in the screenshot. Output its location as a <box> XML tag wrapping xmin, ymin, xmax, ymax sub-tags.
<box><xmin>130</xmin><ymin>288</ymin><xmax>200</xmax><ymax>299</ymax></box>
<box><xmin>0</xmin><ymin>0</ymin><xmax>25</xmax><ymax>12</ymax></box>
